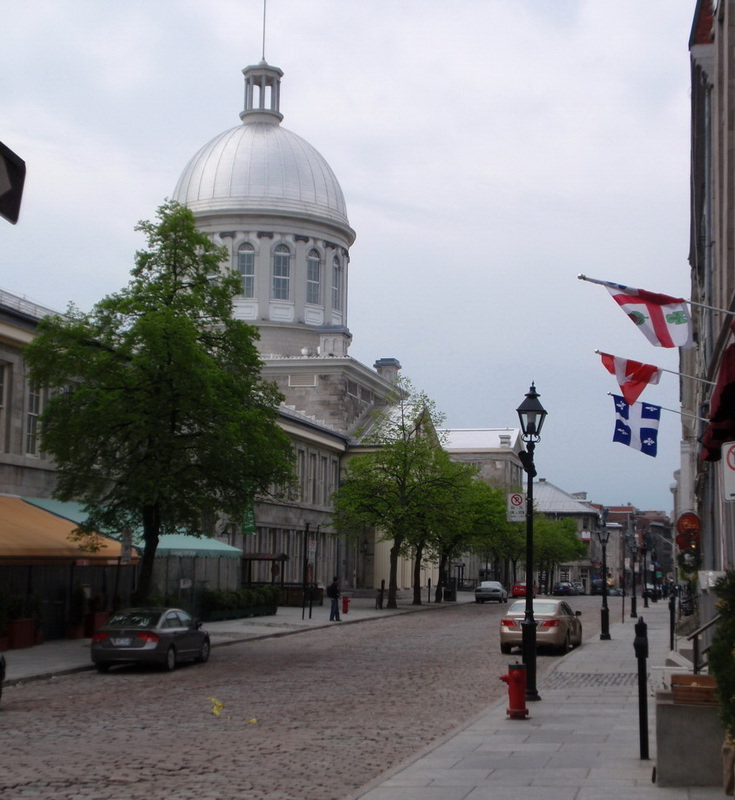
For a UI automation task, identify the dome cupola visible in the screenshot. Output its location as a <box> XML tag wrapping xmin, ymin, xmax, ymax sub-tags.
<box><xmin>173</xmin><ymin>61</ymin><xmax>354</xmax><ymax>237</ymax></box>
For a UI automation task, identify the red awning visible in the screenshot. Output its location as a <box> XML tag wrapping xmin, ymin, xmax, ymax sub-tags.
<box><xmin>701</xmin><ymin>343</ymin><xmax>735</xmax><ymax>461</ymax></box>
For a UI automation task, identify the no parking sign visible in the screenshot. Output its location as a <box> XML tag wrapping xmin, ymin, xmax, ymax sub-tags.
<box><xmin>507</xmin><ymin>492</ymin><xmax>526</xmax><ymax>522</ymax></box>
<box><xmin>723</xmin><ymin>441</ymin><xmax>735</xmax><ymax>501</ymax></box>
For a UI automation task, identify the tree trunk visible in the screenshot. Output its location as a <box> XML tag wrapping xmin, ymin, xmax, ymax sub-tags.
<box><xmin>134</xmin><ymin>504</ymin><xmax>161</xmax><ymax>603</ymax></box>
<box><xmin>435</xmin><ymin>553</ymin><xmax>448</xmax><ymax>602</ymax></box>
<box><xmin>387</xmin><ymin>536</ymin><xmax>403</xmax><ymax>609</ymax></box>
<box><xmin>412</xmin><ymin>542</ymin><xmax>425</xmax><ymax>605</ymax></box>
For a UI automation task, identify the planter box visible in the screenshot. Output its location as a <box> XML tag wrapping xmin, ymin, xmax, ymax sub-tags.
<box><xmin>84</xmin><ymin>611</ymin><xmax>110</xmax><ymax>637</ymax></box>
<box><xmin>671</xmin><ymin>673</ymin><xmax>718</xmax><ymax>705</ymax></box>
<box><xmin>66</xmin><ymin>624</ymin><xmax>86</xmax><ymax>639</ymax></box>
<box><xmin>7</xmin><ymin>617</ymin><xmax>36</xmax><ymax>649</ymax></box>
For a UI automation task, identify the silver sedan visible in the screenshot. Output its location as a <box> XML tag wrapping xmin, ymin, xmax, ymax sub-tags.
<box><xmin>499</xmin><ymin>599</ymin><xmax>582</xmax><ymax>654</ymax></box>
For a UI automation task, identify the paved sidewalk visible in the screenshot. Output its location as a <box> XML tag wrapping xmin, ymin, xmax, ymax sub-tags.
<box><xmin>2</xmin><ymin>595</ymin><xmax>726</xmax><ymax>798</ymax></box>
<box><xmin>347</xmin><ymin>600</ymin><xmax>725</xmax><ymax>800</ymax></box>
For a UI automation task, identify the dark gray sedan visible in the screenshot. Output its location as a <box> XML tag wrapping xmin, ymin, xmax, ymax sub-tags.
<box><xmin>90</xmin><ymin>607</ymin><xmax>210</xmax><ymax>673</ymax></box>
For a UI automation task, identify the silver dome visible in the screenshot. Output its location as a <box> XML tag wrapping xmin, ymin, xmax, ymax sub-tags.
<box><xmin>173</xmin><ymin>121</ymin><xmax>351</xmax><ymax>229</ymax></box>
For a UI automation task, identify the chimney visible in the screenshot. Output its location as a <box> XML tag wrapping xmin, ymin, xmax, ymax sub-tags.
<box><xmin>374</xmin><ymin>357</ymin><xmax>402</xmax><ymax>382</ymax></box>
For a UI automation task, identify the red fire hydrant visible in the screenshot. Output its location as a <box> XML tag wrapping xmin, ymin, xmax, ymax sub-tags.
<box><xmin>342</xmin><ymin>596</ymin><xmax>350</xmax><ymax>615</ymax></box>
<box><xmin>499</xmin><ymin>663</ymin><xmax>528</xmax><ymax>719</ymax></box>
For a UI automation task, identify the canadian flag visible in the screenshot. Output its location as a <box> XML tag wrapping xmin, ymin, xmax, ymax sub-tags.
<box><xmin>600</xmin><ymin>352</ymin><xmax>662</xmax><ymax>405</ymax></box>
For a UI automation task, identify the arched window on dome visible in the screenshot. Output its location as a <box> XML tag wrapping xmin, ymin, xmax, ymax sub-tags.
<box><xmin>237</xmin><ymin>242</ymin><xmax>255</xmax><ymax>298</ymax></box>
<box><xmin>306</xmin><ymin>250</ymin><xmax>321</xmax><ymax>305</ymax></box>
<box><xmin>332</xmin><ymin>256</ymin><xmax>343</xmax><ymax>311</ymax></box>
<box><xmin>272</xmin><ymin>244</ymin><xmax>291</xmax><ymax>300</ymax></box>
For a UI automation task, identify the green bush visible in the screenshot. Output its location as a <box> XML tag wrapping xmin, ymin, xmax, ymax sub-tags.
<box><xmin>199</xmin><ymin>586</ymin><xmax>279</xmax><ymax>614</ymax></box>
<box><xmin>709</xmin><ymin>570</ymin><xmax>735</xmax><ymax>740</ymax></box>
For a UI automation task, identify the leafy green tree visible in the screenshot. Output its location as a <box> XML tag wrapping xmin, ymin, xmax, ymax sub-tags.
<box><xmin>423</xmin><ymin>471</ymin><xmax>508</xmax><ymax>602</ymax></box>
<box><xmin>404</xmin><ymin>452</ymin><xmax>481</xmax><ymax>604</ymax></box>
<box><xmin>25</xmin><ymin>200</ymin><xmax>294</xmax><ymax>601</ymax></box>
<box><xmin>332</xmin><ymin>378</ymin><xmax>446</xmax><ymax>609</ymax></box>
<box><xmin>534</xmin><ymin>516</ymin><xmax>587</xmax><ymax>591</ymax></box>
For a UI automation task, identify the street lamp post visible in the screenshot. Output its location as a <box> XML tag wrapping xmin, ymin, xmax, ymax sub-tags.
<box><xmin>597</xmin><ymin>511</ymin><xmax>611</xmax><ymax>640</ymax></box>
<box><xmin>628</xmin><ymin>534</ymin><xmax>638</xmax><ymax>618</ymax></box>
<box><xmin>641</xmin><ymin>544</ymin><xmax>649</xmax><ymax>609</ymax></box>
<box><xmin>517</xmin><ymin>383</ymin><xmax>547</xmax><ymax>703</ymax></box>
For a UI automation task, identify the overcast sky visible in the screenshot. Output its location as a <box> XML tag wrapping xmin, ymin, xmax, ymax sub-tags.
<box><xmin>2</xmin><ymin>1</ymin><xmax>695</xmax><ymax>513</ymax></box>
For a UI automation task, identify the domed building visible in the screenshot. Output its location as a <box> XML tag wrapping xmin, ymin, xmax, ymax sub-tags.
<box><xmin>173</xmin><ymin>59</ymin><xmax>407</xmax><ymax>592</ymax></box>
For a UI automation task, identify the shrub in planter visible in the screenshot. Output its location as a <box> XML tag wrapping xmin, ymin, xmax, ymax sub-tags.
<box><xmin>709</xmin><ymin>571</ymin><xmax>735</xmax><ymax>794</ymax></box>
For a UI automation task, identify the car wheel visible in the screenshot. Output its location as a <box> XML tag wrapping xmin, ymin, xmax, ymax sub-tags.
<box><xmin>475</xmin><ymin>598</ymin><xmax>481</xmax><ymax>603</ymax></box>
<box><xmin>196</xmin><ymin>638</ymin><xmax>210</xmax><ymax>664</ymax></box>
<box><xmin>95</xmin><ymin>662</ymin><xmax>110</xmax><ymax>673</ymax></box>
<box><xmin>559</xmin><ymin>631</ymin><xmax>572</xmax><ymax>655</ymax></box>
<box><xmin>163</xmin><ymin>646</ymin><xmax>177</xmax><ymax>671</ymax></box>
<box><xmin>500</xmin><ymin>643</ymin><xmax>512</xmax><ymax>654</ymax></box>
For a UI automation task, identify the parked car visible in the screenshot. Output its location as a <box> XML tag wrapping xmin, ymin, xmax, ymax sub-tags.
<box><xmin>511</xmin><ymin>582</ymin><xmax>531</xmax><ymax>597</ymax></box>
<box><xmin>499</xmin><ymin>598</ymin><xmax>583</xmax><ymax>654</ymax></box>
<box><xmin>572</xmin><ymin>581</ymin><xmax>585</xmax><ymax>595</ymax></box>
<box><xmin>90</xmin><ymin>607</ymin><xmax>210</xmax><ymax>673</ymax></box>
<box><xmin>552</xmin><ymin>581</ymin><xmax>578</xmax><ymax>596</ymax></box>
<box><xmin>474</xmin><ymin>580</ymin><xmax>508</xmax><ymax>603</ymax></box>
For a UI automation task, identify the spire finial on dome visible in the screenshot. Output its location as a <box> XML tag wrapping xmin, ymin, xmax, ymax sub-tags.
<box><xmin>261</xmin><ymin>0</ymin><xmax>267</xmax><ymax>61</ymax></box>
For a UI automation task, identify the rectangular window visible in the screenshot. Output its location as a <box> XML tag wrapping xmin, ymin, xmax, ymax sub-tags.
<box><xmin>321</xmin><ymin>456</ymin><xmax>328</xmax><ymax>505</ymax></box>
<box><xmin>306</xmin><ymin>253</ymin><xmax>321</xmax><ymax>305</ymax></box>
<box><xmin>309</xmin><ymin>453</ymin><xmax>317</xmax><ymax>505</ymax></box>
<box><xmin>25</xmin><ymin>383</ymin><xmax>41</xmax><ymax>455</ymax></box>
<box><xmin>273</xmin><ymin>246</ymin><xmax>291</xmax><ymax>300</ymax></box>
<box><xmin>332</xmin><ymin>259</ymin><xmax>342</xmax><ymax>311</ymax></box>
<box><xmin>238</xmin><ymin>245</ymin><xmax>255</xmax><ymax>297</ymax></box>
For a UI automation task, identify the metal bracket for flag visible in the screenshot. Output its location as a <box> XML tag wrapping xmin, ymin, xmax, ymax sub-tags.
<box><xmin>579</xmin><ymin>275</ymin><xmax>735</xmax><ymax>316</ymax></box>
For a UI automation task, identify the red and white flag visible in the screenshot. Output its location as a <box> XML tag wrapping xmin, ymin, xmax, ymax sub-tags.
<box><xmin>599</xmin><ymin>352</ymin><xmax>662</xmax><ymax>405</ymax></box>
<box><xmin>601</xmin><ymin>281</ymin><xmax>692</xmax><ymax>348</ymax></box>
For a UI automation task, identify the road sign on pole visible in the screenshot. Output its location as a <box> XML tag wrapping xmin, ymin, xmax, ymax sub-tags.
<box><xmin>723</xmin><ymin>442</ymin><xmax>735</xmax><ymax>500</ymax></box>
<box><xmin>507</xmin><ymin>492</ymin><xmax>525</xmax><ymax>522</ymax></box>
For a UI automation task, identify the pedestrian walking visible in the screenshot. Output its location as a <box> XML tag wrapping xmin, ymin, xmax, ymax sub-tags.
<box><xmin>327</xmin><ymin>576</ymin><xmax>341</xmax><ymax>621</ymax></box>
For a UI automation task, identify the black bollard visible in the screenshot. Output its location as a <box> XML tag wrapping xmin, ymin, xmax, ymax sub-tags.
<box><xmin>668</xmin><ymin>594</ymin><xmax>676</xmax><ymax>651</ymax></box>
<box><xmin>633</xmin><ymin>616</ymin><xmax>649</xmax><ymax>760</ymax></box>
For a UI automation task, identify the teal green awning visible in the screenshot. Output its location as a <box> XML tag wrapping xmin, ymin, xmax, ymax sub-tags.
<box><xmin>22</xmin><ymin>498</ymin><xmax>243</xmax><ymax>559</ymax></box>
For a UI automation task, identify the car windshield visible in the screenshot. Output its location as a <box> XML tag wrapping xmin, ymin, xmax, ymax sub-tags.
<box><xmin>107</xmin><ymin>610</ymin><xmax>161</xmax><ymax>628</ymax></box>
<box><xmin>508</xmin><ymin>600</ymin><xmax>558</xmax><ymax>615</ymax></box>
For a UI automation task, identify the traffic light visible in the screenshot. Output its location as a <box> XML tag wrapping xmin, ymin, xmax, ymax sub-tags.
<box><xmin>0</xmin><ymin>141</ymin><xmax>26</xmax><ymax>224</ymax></box>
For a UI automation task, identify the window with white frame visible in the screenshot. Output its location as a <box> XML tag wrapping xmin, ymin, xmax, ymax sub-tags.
<box><xmin>306</xmin><ymin>249</ymin><xmax>321</xmax><ymax>305</ymax></box>
<box><xmin>332</xmin><ymin>256</ymin><xmax>342</xmax><ymax>311</ymax></box>
<box><xmin>272</xmin><ymin>244</ymin><xmax>291</xmax><ymax>300</ymax></box>
<box><xmin>238</xmin><ymin>242</ymin><xmax>255</xmax><ymax>297</ymax></box>
<box><xmin>25</xmin><ymin>383</ymin><xmax>42</xmax><ymax>455</ymax></box>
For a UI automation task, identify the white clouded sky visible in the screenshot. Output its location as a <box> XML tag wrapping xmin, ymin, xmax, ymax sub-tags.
<box><xmin>2</xmin><ymin>0</ymin><xmax>695</xmax><ymax>512</ymax></box>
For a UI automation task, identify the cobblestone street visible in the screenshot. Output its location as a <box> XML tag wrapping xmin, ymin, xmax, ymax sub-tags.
<box><xmin>1</xmin><ymin>597</ymin><xmax>602</xmax><ymax>800</ymax></box>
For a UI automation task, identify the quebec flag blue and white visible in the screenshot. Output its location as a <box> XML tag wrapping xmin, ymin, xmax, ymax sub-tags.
<box><xmin>611</xmin><ymin>394</ymin><xmax>661</xmax><ymax>457</ymax></box>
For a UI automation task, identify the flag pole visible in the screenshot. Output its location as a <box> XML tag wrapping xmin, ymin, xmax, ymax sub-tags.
<box><xmin>593</xmin><ymin>350</ymin><xmax>716</xmax><ymax>386</ymax></box>
<box><xmin>606</xmin><ymin>393</ymin><xmax>709</xmax><ymax>422</ymax></box>
<box><xmin>579</xmin><ymin>274</ymin><xmax>735</xmax><ymax>316</ymax></box>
